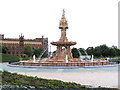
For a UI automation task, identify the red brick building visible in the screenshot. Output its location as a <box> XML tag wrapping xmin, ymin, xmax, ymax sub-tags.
<box><xmin>0</xmin><ymin>34</ymin><xmax>48</xmax><ymax>56</ymax></box>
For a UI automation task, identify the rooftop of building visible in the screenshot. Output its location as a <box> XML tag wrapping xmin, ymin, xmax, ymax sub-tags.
<box><xmin>0</xmin><ymin>34</ymin><xmax>48</xmax><ymax>42</ymax></box>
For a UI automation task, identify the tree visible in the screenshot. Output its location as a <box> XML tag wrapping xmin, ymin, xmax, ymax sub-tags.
<box><xmin>109</xmin><ymin>48</ymin><xmax>117</xmax><ymax>57</ymax></box>
<box><xmin>99</xmin><ymin>44</ymin><xmax>109</xmax><ymax>57</ymax></box>
<box><xmin>78</xmin><ymin>48</ymin><xmax>86</xmax><ymax>55</ymax></box>
<box><xmin>71</xmin><ymin>48</ymin><xmax>79</xmax><ymax>58</ymax></box>
<box><xmin>93</xmin><ymin>46</ymin><xmax>101</xmax><ymax>57</ymax></box>
<box><xmin>111</xmin><ymin>45</ymin><xmax>119</xmax><ymax>56</ymax></box>
<box><xmin>0</xmin><ymin>46</ymin><xmax>2</xmax><ymax>53</ymax></box>
<box><xmin>92</xmin><ymin>44</ymin><xmax>110</xmax><ymax>57</ymax></box>
<box><xmin>86</xmin><ymin>47</ymin><xmax>94</xmax><ymax>55</ymax></box>
<box><xmin>33</xmin><ymin>48</ymin><xmax>48</xmax><ymax>58</ymax></box>
<box><xmin>52</xmin><ymin>51</ymin><xmax>56</xmax><ymax>57</ymax></box>
<box><xmin>2</xmin><ymin>46</ymin><xmax>8</xmax><ymax>54</ymax></box>
<box><xmin>73</xmin><ymin>44</ymin><xmax>120</xmax><ymax>58</ymax></box>
<box><xmin>24</xmin><ymin>46</ymin><xmax>33</xmax><ymax>57</ymax></box>
<box><xmin>115</xmin><ymin>48</ymin><xmax>120</xmax><ymax>56</ymax></box>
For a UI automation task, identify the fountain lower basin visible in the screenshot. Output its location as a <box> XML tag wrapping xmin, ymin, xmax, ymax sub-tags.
<box><xmin>7</xmin><ymin>60</ymin><xmax>114</xmax><ymax>69</ymax></box>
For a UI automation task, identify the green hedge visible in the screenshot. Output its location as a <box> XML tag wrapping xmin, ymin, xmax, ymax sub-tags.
<box><xmin>1</xmin><ymin>54</ymin><xmax>20</xmax><ymax>62</ymax></box>
<box><xmin>2</xmin><ymin>71</ymin><xmax>86</xmax><ymax>89</ymax></box>
<box><xmin>1</xmin><ymin>71</ymin><xmax>119</xmax><ymax>89</ymax></box>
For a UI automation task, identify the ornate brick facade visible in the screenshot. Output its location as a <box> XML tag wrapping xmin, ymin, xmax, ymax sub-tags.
<box><xmin>0</xmin><ymin>34</ymin><xmax>48</xmax><ymax>56</ymax></box>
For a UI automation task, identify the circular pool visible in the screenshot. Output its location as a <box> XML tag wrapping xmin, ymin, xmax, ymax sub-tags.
<box><xmin>0</xmin><ymin>62</ymin><xmax>118</xmax><ymax>73</ymax></box>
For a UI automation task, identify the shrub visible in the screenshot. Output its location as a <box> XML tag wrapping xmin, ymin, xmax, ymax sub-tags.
<box><xmin>1</xmin><ymin>54</ymin><xmax>20</xmax><ymax>62</ymax></box>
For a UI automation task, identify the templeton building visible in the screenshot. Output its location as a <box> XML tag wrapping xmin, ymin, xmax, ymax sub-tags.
<box><xmin>0</xmin><ymin>34</ymin><xmax>48</xmax><ymax>56</ymax></box>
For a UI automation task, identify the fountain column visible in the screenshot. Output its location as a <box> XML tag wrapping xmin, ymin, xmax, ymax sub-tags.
<box><xmin>66</xmin><ymin>46</ymin><xmax>72</xmax><ymax>59</ymax></box>
<box><xmin>56</xmin><ymin>46</ymin><xmax>62</xmax><ymax>59</ymax></box>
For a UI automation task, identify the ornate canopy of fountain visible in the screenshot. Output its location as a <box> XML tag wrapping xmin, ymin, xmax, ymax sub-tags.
<box><xmin>49</xmin><ymin>9</ymin><xmax>76</xmax><ymax>62</ymax></box>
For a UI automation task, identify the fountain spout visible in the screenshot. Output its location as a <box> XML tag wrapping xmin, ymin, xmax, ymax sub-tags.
<box><xmin>38</xmin><ymin>48</ymin><xmax>47</xmax><ymax>60</ymax></box>
<box><xmin>91</xmin><ymin>55</ymin><xmax>94</xmax><ymax>62</ymax></box>
<box><xmin>66</xmin><ymin>55</ymin><xmax>68</xmax><ymax>63</ymax></box>
<box><xmin>33</xmin><ymin>55</ymin><xmax>36</xmax><ymax>62</ymax></box>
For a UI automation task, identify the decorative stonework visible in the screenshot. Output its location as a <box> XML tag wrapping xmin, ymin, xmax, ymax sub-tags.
<box><xmin>49</xmin><ymin>9</ymin><xmax>76</xmax><ymax>62</ymax></box>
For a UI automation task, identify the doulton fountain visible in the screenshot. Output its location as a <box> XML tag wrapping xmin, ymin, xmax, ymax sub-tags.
<box><xmin>9</xmin><ymin>9</ymin><xmax>110</xmax><ymax>67</ymax></box>
<box><xmin>45</xmin><ymin>9</ymin><xmax>79</xmax><ymax>63</ymax></box>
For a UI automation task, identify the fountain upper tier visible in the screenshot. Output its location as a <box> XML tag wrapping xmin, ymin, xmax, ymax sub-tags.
<box><xmin>51</xmin><ymin>9</ymin><xmax>76</xmax><ymax>46</ymax></box>
<box><xmin>51</xmin><ymin>41</ymin><xmax>76</xmax><ymax>46</ymax></box>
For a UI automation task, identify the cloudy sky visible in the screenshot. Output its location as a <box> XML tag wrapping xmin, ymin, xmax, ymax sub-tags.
<box><xmin>0</xmin><ymin>0</ymin><xmax>119</xmax><ymax>51</ymax></box>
